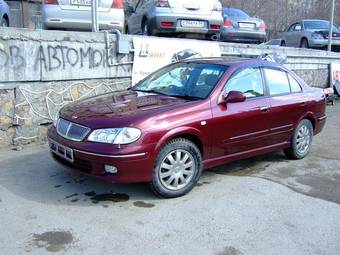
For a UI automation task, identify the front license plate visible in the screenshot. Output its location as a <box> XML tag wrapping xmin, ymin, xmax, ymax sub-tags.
<box><xmin>49</xmin><ymin>139</ymin><xmax>74</xmax><ymax>163</ymax></box>
<box><xmin>239</xmin><ymin>22</ymin><xmax>255</xmax><ymax>29</ymax></box>
<box><xmin>181</xmin><ymin>20</ymin><xmax>205</xmax><ymax>28</ymax></box>
<box><xmin>70</xmin><ymin>0</ymin><xmax>91</xmax><ymax>6</ymax></box>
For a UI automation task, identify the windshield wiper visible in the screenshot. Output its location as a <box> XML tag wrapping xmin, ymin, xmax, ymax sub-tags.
<box><xmin>170</xmin><ymin>94</ymin><xmax>204</xmax><ymax>100</ymax></box>
<box><xmin>132</xmin><ymin>89</ymin><xmax>169</xmax><ymax>96</ymax></box>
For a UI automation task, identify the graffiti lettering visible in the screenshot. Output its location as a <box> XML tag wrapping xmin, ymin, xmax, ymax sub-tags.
<box><xmin>1</xmin><ymin>44</ymin><xmax>111</xmax><ymax>72</ymax></box>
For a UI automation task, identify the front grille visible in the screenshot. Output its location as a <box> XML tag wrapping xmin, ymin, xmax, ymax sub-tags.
<box><xmin>56</xmin><ymin>118</ymin><xmax>90</xmax><ymax>142</ymax></box>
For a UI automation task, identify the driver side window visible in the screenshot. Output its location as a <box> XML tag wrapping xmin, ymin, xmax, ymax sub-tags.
<box><xmin>225</xmin><ymin>68</ymin><xmax>264</xmax><ymax>99</ymax></box>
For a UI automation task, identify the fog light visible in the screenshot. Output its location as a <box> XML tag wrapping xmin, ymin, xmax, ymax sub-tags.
<box><xmin>105</xmin><ymin>165</ymin><xmax>118</xmax><ymax>174</ymax></box>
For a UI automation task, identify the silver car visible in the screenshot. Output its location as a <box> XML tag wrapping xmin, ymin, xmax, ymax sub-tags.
<box><xmin>42</xmin><ymin>0</ymin><xmax>125</xmax><ymax>31</ymax></box>
<box><xmin>282</xmin><ymin>19</ymin><xmax>340</xmax><ymax>49</ymax></box>
<box><xmin>220</xmin><ymin>8</ymin><xmax>266</xmax><ymax>44</ymax></box>
<box><xmin>125</xmin><ymin>0</ymin><xmax>223</xmax><ymax>40</ymax></box>
<box><xmin>0</xmin><ymin>0</ymin><xmax>10</xmax><ymax>27</ymax></box>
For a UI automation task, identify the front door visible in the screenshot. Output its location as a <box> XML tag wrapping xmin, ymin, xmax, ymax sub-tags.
<box><xmin>210</xmin><ymin>67</ymin><xmax>272</xmax><ymax>158</ymax></box>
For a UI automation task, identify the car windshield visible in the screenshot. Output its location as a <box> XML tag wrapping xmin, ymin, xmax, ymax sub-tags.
<box><xmin>304</xmin><ymin>20</ymin><xmax>339</xmax><ymax>32</ymax></box>
<box><xmin>223</xmin><ymin>8</ymin><xmax>249</xmax><ymax>18</ymax></box>
<box><xmin>132</xmin><ymin>63</ymin><xmax>227</xmax><ymax>100</ymax></box>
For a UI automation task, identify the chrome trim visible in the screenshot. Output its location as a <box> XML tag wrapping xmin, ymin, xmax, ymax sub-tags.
<box><xmin>270</xmin><ymin>124</ymin><xmax>294</xmax><ymax>132</ymax></box>
<box><xmin>318</xmin><ymin>116</ymin><xmax>327</xmax><ymax>121</ymax></box>
<box><xmin>73</xmin><ymin>149</ymin><xmax>148</xmax><ymax>159</ymax></box>
<box><xmin>56</xmin><ymin>118</ymin><xmax>91</xmax><ymax>142</ymax></box>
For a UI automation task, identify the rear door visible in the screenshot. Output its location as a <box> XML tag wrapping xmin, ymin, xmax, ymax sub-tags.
<box><xmin>283</xmin><ymin>23</ymin><xmax>296</xmax><ymax>46</ymax></box>
<box><xmin>263</xmin><ymin>68</ymin><xmax>307</xmax><ymax>145</ymax></box>
<box><xmin>210</xmin><ymin>67</ymin><xmax>272</xmax><ymax>158</ymax></box>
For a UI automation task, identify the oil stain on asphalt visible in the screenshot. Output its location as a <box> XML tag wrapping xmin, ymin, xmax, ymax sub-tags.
<box><xmin>31</xmin><ymin>231</ymin><xmax>74</xmax><ymax>253</ymax></box>
<box><xmin>217</xmin><ymin>246</ymin><xmax>243</xmax><ymax>255</ymax></box>
<box><xmin>133</xmin><ymin>201</ymin><xmax>155</xmax><ymax>208</ymax></box>
<box><xmin>90</xmin><ymin>193</ymin><xmax>130</xmax><ymax>204</ymax></box>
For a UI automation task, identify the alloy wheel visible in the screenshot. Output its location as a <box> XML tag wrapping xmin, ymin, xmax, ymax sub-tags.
<box><xmin>158</xmin><ymin>149</ymin><xmax>195</xmax><ymax>191</ymax></box>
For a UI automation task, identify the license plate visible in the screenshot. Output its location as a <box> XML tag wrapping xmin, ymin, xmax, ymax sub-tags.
<box><xmin>49</xmin><ymin>139</ymin><xmax>74</xmax><ymax>163</ymax></box>
<box><xmin>181</xmin><ymin>20</ymin><xmax>205</xmax><ymax>28</ymax></box>
<box><xmin>239</xmin><ymin>22</ymin><xmax>255</xmax><ymax>29</ymax></box>
<box><xmin>70</xmin><ymin>0</ymin><xmax>91</xmax><ymax>6</ymax></box>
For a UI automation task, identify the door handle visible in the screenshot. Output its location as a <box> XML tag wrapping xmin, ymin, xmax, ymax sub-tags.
<box><xmin>259</xmin><ymin>106</ymin><xmax>270</xmax><ymax>112</ymax></box>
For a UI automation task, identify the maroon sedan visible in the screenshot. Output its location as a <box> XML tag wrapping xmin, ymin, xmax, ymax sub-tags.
<box><xmin>48</xmin><ymin>57</ymin><xmax>326</xmax><ymax>198</ymax></box>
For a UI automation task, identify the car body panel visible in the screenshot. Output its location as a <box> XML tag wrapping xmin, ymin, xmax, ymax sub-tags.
<box><xmin>47</xmin><ymin>58</ymin><xmax>326</xmax><ymax>184</ymax></box>
<box><xmin>282</xmin><ymin>19</ymin><xmax>340</xmax><ymax>48</ymax></box>
<box><xmin>126</xmin><ymin>0</ymin><xmax>223</xmax><ymax>36</ymax></box>
<box><xmin>220</xmin><ymin>8</ymin><xmax>266</xmax><ymax>43</ymax></box>
<box><xmin>42</xmin><ymin>0</ymin><xmax>124</xmax><ymax>31</ymax></box>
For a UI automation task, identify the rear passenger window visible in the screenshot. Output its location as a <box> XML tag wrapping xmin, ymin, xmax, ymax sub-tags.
<box><xmin>264</xmin><ymin>69</ymin><xmax>290</xmax><ymax>96</ymax></box>
<box><xmin>288</xmin><ymin>74</ymin><xmax>302</xmax><ymax>93</ymax></box>
<box><xmin>226</xmin><ymin>68</ymin><xmax>264</xmax><ymax>99</ymax></box>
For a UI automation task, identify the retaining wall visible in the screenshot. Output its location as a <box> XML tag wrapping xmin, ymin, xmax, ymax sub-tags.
<box><xmin>1</xmin><ymin>27</ymin><xmax>340</xmax><ymax>148</ymax></box>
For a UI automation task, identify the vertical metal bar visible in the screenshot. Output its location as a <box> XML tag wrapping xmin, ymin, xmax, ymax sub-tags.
<box><xmin>91</xmin><ymin>0</ymin><xmax>99</xmax><ymax>32</ymax></box>
<box><xmin>328</xmin><ymin>0</ymin><xmax>335</xmax><ymax>52</ymax></box>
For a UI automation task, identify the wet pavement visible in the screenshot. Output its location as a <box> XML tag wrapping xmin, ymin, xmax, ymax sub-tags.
<box><xmin>0</xmin><ymin>104</ymin><xmax>339</xmax><ymax>255</ymax></box>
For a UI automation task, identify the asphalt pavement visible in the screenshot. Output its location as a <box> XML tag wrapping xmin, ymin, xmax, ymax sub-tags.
<box><xmin>0</xmin><ymin>104</ymin><xmax>339</xmax><ymax>255</ymax></box>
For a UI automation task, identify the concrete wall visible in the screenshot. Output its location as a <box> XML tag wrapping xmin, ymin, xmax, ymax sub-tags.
<box><xmin>1</xmin><ymin>27</ymin><xmax>340</xmax><ymax>148</ymax></box>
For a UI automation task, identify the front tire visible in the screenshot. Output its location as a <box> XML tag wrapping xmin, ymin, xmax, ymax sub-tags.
<box><xmin>300</xmin><ymin>38</ymin><xmax>309</xmax><ymax>49</ymax></box>
<box><xmin>150</xmin><ymin>138</ymin><xmax>203</xmax><ymax>198</ymax></box>
<box><xmin>1</xmin><ymin>18</ymin><xmax>9</xmax><ymax>27</ymax></box>
<box><xmin>284</xmin><ymin>119</ymin><xmax>313</xmax><ymax>159</ymax></box>
<box><xmin>142</xmin><ymin>20</ymin><xmax>151</xmax><ymax>36</ymax></box>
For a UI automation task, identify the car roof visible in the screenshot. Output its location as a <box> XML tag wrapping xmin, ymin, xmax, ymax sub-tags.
<box><xmin>180</xmin><ymin>57</ymin><xmax>282</xmax><ymax>68</ymax></box>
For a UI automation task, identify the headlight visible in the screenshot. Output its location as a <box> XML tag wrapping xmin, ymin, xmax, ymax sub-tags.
<box><xmin>88</xmin><ymin>128</ymin><xmax>142</xmax><ymax>145</ymax></box>
<box><xmin>312</xmin><ymin>33</ymin><xmax>324</xmax><ymax>40</ymax></box>
<box><xmin>53</xmin><ymin>112</ymin><xmax>59</xmax><ymax>127</ymax></box>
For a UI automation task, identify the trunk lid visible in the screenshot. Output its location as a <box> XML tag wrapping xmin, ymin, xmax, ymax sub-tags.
<box><xmin>57</xmin><ymin>0</ymin><xmax>112</xmax><ymax>12</ymax></box>
<box><xmin>167</xmin><ymin>0</ymin><xmax>216</xmax><ymax>16</ymax></box>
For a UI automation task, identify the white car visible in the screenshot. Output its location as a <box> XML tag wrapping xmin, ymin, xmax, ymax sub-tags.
<box><xmin>42</xmin><ymin>0</ymin><xmax>125</xmax><ymax>31</ymax></box>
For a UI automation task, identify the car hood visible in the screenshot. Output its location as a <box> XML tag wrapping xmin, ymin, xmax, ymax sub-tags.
<box><xmin>59</xmin><ymin>90</ymin><xmax>188</xmax><ymax>129</ymax></box>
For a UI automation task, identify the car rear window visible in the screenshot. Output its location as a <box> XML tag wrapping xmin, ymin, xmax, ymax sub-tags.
<box><xmin>223</xmin><ymin>8</ymin><xmax>249</xmax><ymax>18</ymax></box>
<box><xmin>288</xmin><ymin>74</ymin><xmax>302</xmax><ymax>93</ymax></box>
<box><xmin>264</xmin><ymin>69</ymin><xmax>291</xmax><ymax>96</ymax></box>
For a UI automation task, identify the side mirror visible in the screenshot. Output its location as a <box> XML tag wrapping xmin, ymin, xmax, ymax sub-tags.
<box><xmin>219</xmin><ymin>90</ymin><xmax>246</xmax><ymax>105</ymax></box>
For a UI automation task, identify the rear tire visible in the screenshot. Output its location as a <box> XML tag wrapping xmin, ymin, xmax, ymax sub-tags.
<box><xmin>1</xmin><ymin>18</ymin><xmax>9</xmax><ymax>27</ymax></box>
<box><xmin>281</xmin><ymin>40</ymin><xmax>286</xmax><ymax>47</ymax></box>
<box><xmin>142</xmin><ymin>20</ymin><xmax>151</xmax><ymax>36</ymax></box>
<box><xmin>300</xmin><ymin>38</ymin><xmax>309</xmax><ymax>49</ymax></box>
<box><xmin>284</xmin><ymin>119</ymin><xmax>313</xmax><ymax>159</ymax></box>
<box><xmin>149</xmin><ymin>138</ymin><xmax>203</xmax><ymax>198</ymax></box>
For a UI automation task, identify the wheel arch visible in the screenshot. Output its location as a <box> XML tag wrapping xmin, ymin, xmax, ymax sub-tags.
<box><xmin>2</xmin><ymin>14</ymin><xmax>9</xmax><ymax>26</ymax></box>
<box><xmin>155</xmin><ymin>127</ymin><xmax>206</xmax><ymax>158</ymax></box>
<box><xmin>300</xmin><ymin>112</ymin><xmax>316</xmax><ymax>133</ymax></box>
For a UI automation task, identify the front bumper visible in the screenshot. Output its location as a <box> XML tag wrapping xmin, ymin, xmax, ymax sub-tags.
<box><xmin>42</xmin><ymin>5</ymin><xmax>124</xmax><ymax>31</ymax></box>
<box><xmin>309</xmin><ymin>38</ymin><xmax>340</xmax><ymax>48</ymax></box>
<box><xmin>47</xmin><ymin>127</ymin><xmax>155</xmax><ymax>183</ymax></box>
<box><xmin>149</xmin><ymin>11</ymin><xmax>223</xmax><ymax>35</ymax></box>
<box><xmin>220</xmin><ymin>28</ymin><xmax>266</xmax><ymax>43</ymax></box>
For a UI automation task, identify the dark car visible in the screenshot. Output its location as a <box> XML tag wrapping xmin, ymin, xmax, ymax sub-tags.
<box><xmin>282</xmin><ymin>19</ymin><xmax>340</xmax><ymax>49</ymax></box>
<box><xmin>220</xmin><ymin>7</ymin><xmax>266</xmax><ymax>44</ymax></box>
<box><xmin>48</xmin><ymin>57</ymin><xmax>326</xmax><ymax>198</ymax></box>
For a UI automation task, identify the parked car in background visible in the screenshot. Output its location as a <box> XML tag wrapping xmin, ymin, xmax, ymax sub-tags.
<box><xmin>125</xmin><ymin>0</ymin><xmax>223</xmax><ymax>40</ymax></box>
<box><xmin>42</xmin><ymin>0</ymin><xmax>125</xmax><ymax>31</ymax></box>
<box><xmin>48</xmin><ymin>56</ymin><xmax>326</xmax><ymax>198</ymax></box>
<box><xmin>0</xmin><ymin>0</ymin><xmax>10</xmax><ymax>27</ymax></box>
<box><xmin>220</xmin><ymin>7</ymin><xmax>266</xmax><ymax>44</ymax></box>
<box><xmin>282</xmin><ymin>19</ymin><xmax>340</xmax><ymax>49</ymax></box>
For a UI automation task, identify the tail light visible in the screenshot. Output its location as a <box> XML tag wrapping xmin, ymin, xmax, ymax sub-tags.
<box><xmin>210</xmin><ymin>24</ymin><xmax>221</xmax><ymax>30</ymax></box>
<box><xmin>44</xmin><ymin>0</ymin><xmax>58</xmax><ymax>4</ymax></box>
<box><xmin>161</xmin><ymin>22</ymin><xmax>173</xmax><ymax>27</ymax></box>
<box><xmin>259</xmin><ymin>21</ymin><xmax>266</xmax><ymax>30</ymax></box>
<box><xmin>111</xmin><ymin>0</ymin><xmax>123</xmax><ymax>9</ymax></box>
<box><xmin>212</xmin><ymin>2</ymin><xmax>222</xmax><ymax>11</ymax></box>
<box><xmin>156</xmin><ymin>0</ymin><xmax>170</xmax><ymax>7</ymax></box>
<box><xmin>224</xmin><ymin>21</ymin><xmax>233</xmax><ymax>28</ymax></box>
